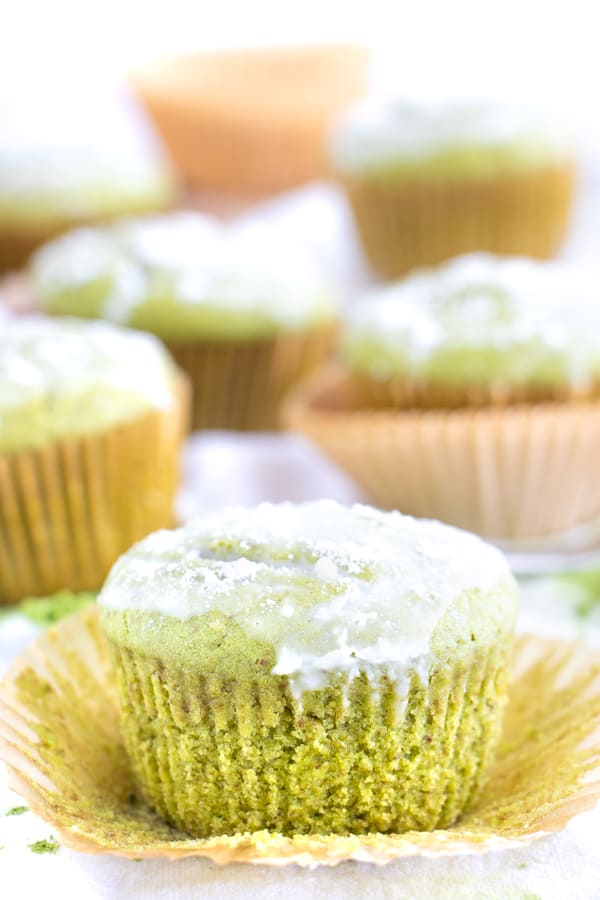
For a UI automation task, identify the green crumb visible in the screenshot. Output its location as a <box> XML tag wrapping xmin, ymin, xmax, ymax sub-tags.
<box><xmin>19</xmin><ymin>591</ymin><xmax>96</xmax><ymax>627</ymax></box>
<box><xmin>4</xmin><ymin>805</ymin><xmax>28</xmax><ymax>816</ymax></box>
<box><xmin>29</xmin><ymin>837</ymin><xmax>60</xmax><ymax>855</ymax></box>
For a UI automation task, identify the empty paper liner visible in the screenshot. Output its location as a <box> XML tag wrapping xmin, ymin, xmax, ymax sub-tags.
<box><xmin>0</xmin><ymin>606</ymin><xmax>599</xmax><ymax>866</ymax></box>
<box><xmin>283</xmin><ymin>366</ymin><xmax>600</xmax><ymax>539</ymax></box>
<box><xmin>132</xmin><ymin>45</ymin><xmax>368</xmax><ymax>193</ymax></box>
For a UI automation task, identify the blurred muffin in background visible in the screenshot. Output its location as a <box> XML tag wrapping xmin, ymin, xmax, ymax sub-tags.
<box><xmin>31</xmin><ymin>211</ymin><xmax>338</xmax><ymax>431</ymax></box>
<box><xmin>284</xmin><ymin>253</ymin><xmax>600</xmax><ymax>539</ymax></box>
<box><xmin>131</xmin><ymin>45</ymin><xmax>368</xmax><ymax>194</ymax></box>
<box><xmin>0</xmin><ymin>316</ymin><xmax>188</xmax><ymax>606</ymax></box>
<box><xmin>0</xmin><ymin>144</ymin><xmax>177</xmax><ymax>273</ymax></box>
<box><xmin>330</xmin><ymin>97</ymin><xmax>575</xmax><ymax>278</ymax></box>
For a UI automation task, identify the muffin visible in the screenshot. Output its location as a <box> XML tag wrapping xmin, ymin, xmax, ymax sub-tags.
<box><xmin>0</xmin><ymin>316</ymin><xmax>188</xmax><ymax>605</ymax></box>
<box><xmin>284</xmin><ymin>254</ymin><xmax>600</xmax><ymax>539</ymax></box>
<box><xmin>0</xmin><ymin>144</ymin><xmax>176</xmax><ymax>273</ymax></box>
<box><xmin>98</xmin><ymin>500</ymin><xmax>518</xmax><ymax>837</ymax></box>
<box><xmin>330</xmin><ymin>97</ymin><xmax>575</xmax><ymax>278</ymax></box>
<box><xmin>131</xmin><ymin>45</ymin><xmax>368</xmax><ymax>194</ymax></box>
<box><xmin>31</xmin><ymin>212</ymin><xmax>338</xmax><ymax>431</ymax></box>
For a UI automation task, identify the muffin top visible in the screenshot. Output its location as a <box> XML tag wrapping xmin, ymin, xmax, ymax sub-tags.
<box><xmin>0</xmin><ymin>145</ymin><xmax>175</xmax><ymax>228</ymax></box>
<box><xmin>0</xmin><ymin>316</ymin><xmax>177</xmax><ymax>454</ymax></box>
<box><xmin>330</xmin><ymin>97</ymin><xmax>571</xmax><ymax>179</ymax></box>
<box><xmin>341</xmin><ymin>254</ymin><xmax>600</xmax><ymax>389</ymax></box>
<box><xmin>99</xmin><ymin>500</ymin><xmax>518</xmax><ymax>696</ymax></box>
<box><xmin>31</xmin><ymin>212</ymin><xmax>338</xmax><ymax>341</ymax></box>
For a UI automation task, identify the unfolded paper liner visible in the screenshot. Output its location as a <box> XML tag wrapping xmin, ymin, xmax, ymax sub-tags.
<box><xmin>1</xmin><ymin>605</ymin><xmax>600</xmax><ymax>866</ymax></box>
<box><xmin>167</xmin><ymin>327</ymin><xmax>335</xmax><ymax>432</ymax></box>
<box><xmin>0</xmin><ymin>374</ymin><xmax>190</xmax><ymax>605</ymax></box>
<box><xmin>131</xmin><ymin>45</ymin><xmax>368</xmax><ymax>193</ymax></box>
<box><xmin>338</xmin><ymin>162</ymin><xmax>575</xmax><ymax>279</ymax></box>
<box><xmin>283</xmin><ymin>365</ymin><xmax>600</xmax><ymax>539</ymax></box>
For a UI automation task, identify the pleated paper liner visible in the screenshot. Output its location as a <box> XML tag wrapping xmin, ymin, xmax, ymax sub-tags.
<box><xmin>0</xmin><ymin>226</ymin><xmax>70</xmax><ymax>275</ymax></box>
<box><xmin>345</xmin><ymin>371</ymin><xmax>597</xmax><ymax>411</ymax></box>
<box><xmin>0</xmin><ymin>606</ymin><xmax>599</xmax><ymax>866</ymax></box>
<box><xmin>339</xmin><ymin>161</ymin><xmax>575</xmax><ymax>279</ymax></box>
<box><xmin>132</xmin><ymin>45</ymin><xmax>368</xmax><ymax>194</ymax></box>
<box><xmin>283</xmin><ymin>365</ymin><xmax>600</xmax><ymax>540</ymax></box>
<box><xmin>0</xmin><ymin>373</ymin><xmax>190</xmax><ymax>606</ymax></box>
<box><xmin>167</xmin><ymin>326</ymin><xmax>335</xmax><ymax>432</ymax></box>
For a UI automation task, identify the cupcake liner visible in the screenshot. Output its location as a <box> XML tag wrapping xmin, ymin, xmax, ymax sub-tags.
<box><xmin>132</xmin><ymin>46</ymin><xmax>367</xmax><ymax>193</ymax></box>
<box><xmin>346</xmin><ymin>372</ymin><xmax>597</xmax><ymax>411</ymax></box>
<box><xmin>1</xmin><ymin>606</ymin><xmax>599</xmax><ymax>865</ymax></box>
<box><xmin>167</xmin><ymin>327</ymin><xmax>335</xmax><ymax>432</ymax></box>
<box><xmin>0</xmin><ymin>227</ymin><xmax>65</xmax><ymax>275</ymax></box>
<box><xmin>339</xmin><ymin>162</ymin><xmax>575</xmax><ymax>279</ymax></box>
<box><xmin>109</xmin><ymin>639</ymin><xmax>509</xmax><ymax>837</ymax></box>
<box><xmin>283</xmin><ymin>366</ymin><xmax>600</xmax><ymax>539</ymax></box>
<box><xmin>0</xmin><ymin>375</ymin><xmax>189</xmax><ymax>605</ymax></box>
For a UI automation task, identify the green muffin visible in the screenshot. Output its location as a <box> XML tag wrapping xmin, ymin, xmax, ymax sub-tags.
<box><xmin>0</xmin><ymin>316</ymin><xmax>187</xmax><ymax>605</ymax></box>
<box><xmin>340</xmin><ymin>252</ymin><xmax>600</xmax><ymax>407</ymax></box>
<box><xmin>98</xmin><ymin>500</ymin><xmax>518</xmax><ymax>836</ymax></box>
<box><xmin>0</xmin><ymin>145</ymin><xmax>176</xmax><ymax>273</ymax></box>
<box><xmin>31</xmin><ymin>212</ymin><xmax>338</xmax><ymax>430</ymax></box>
<box><xmin>329</xmin><ymin>97</ymin><xmax>575</xmax><ymax>277</ymax></box>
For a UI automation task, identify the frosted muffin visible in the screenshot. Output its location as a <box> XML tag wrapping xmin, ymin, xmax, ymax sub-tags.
<box><xmin>284</xmin><ymin>255</ymin><xmax>600</xmax><ymax>538</ymax></box>
<box><xmin>131</xmin><ymin>45</ymin><xmax>367</xmax><ymax>194</ymax></box>
<box><xmin>0</xmin><ymin>145</ymin><xmax>176</xmax><ymax>273</ymax></box>
<box><xmin>0</xmin><ymin>317</ymin><xmax>188</xmax><ymax>605</ymax></box>
<box><xmin>330</xmin><ymin>98</ymin><xmax>575</xmax><ymax>277</ymax></box>
<box><xmin>31</xmin><ymin>212</ymin><xmax>338</xmax><ymax>431</ymax></box>
<box><xmin>341</xmin><ymin>253</ymin><xmax>600</xmax><ymax>408</ymax></box>
<box><xmin>98</xmin><ymin>500</ymin><xmax>518</xmax><ymax>837</ymax></box>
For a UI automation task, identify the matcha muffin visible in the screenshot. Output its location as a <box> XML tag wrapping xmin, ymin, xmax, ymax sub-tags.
<box><xmin>0</xmin><ymin>144</ymin><xmax>176</xmax><ymax>273</ymax></box>
<box><xmin>98</xmin><ymin>500</ymin><xmax>518</xmax><ymax>837</ymax></box>
<box><xmin>330</xmin><ymin>97</ymin><xmax>575</xmax><ymax>278</ymax></box>
<box><xmin>284</xmin><ymin>254</ymin><xmax>600</xmax><ymax>538</ymax></box>
<box><xmin>31</xmin><ymin>212</ymin><xmax>338</xmax><ymax>431</ymax></box>
<box><xmin>0</xmin><ymin>316</ymin><xmax>188</xmax><ymax>605</ymax></box>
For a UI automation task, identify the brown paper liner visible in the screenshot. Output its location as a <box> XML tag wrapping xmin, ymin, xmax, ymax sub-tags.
<box><xmin>339</xmin><ymin>162</ymin><xmax>575</xmax><ymax>279</ymax></box>
<box><xmin>131</xmin><ymin>46</ymin><xmax>368</xmax><ymax>193</ymax></box>
<box><xmin>0</xmin><ymin>224</ymin><xmax>72</xmax><ymax>275</ymax></box>
<box><xmin>0</xmin><ymin>605</ymin><xmax>599</xmax><ymax>865</ymax></box>
<box><xmin>347</xmin><ymin>371</ymin><xmax>599</xmax><ymax>411</ymax></box>
<box><xmin>0</xmin><ymin>375</ymin><xmax>189</xmax><ymax>606</ymax></box>
<box><xmin>167</xmin><ymin>327</ymin><xmax>335</xmax><ymax>432</ymax></box>
<box><xmin>283</xmin><ymin>366</ymin><xmax>600</xmax><ymax>539</ymax></box>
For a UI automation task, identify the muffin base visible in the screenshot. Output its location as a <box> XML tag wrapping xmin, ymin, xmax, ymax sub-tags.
<box><xmin>167</xmin><ymin>327</ymin><xmax>334</xmax><ymax>432</ymax></box>
<box><xmin>283</xmin><ymin>366</ymin><xmax>600</xmax><ymax>539</ymax></box>
<box><xmin>0</xmin><ymin>376</ymin><xmax>189</xmax><ymax>605</ymax></box>
<box><xmin>340</xmin><ymin>162</ymin><xmax>575</xmax><ymax>278</ymax></box>
<box><xmin>110</xmin><ymin>641</ymin><xmax>508</xmax><ymax>837</ymax></box>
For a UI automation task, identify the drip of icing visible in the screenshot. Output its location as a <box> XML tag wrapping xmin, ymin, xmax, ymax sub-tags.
<box><xmin>99</xmin><ymin>500</ymin><xmax>518</xmax><ymax>697</ymax></box>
